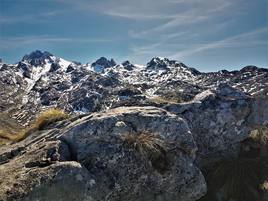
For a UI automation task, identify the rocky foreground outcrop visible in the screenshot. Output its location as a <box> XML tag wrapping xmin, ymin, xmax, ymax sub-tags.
<box><xmin>166</xmin><ymin>84</ymin><xmax>255</xmax><ymax>165</ymax></box>
<box><xmin>0</xmin><ymin>85</ymin><xmax>267</xmax><ymax>201</ymax></box>
<box><xmin>0</xmin><ymin>107</ymin><xmax>206</xmax><ymax>201</ymax></box>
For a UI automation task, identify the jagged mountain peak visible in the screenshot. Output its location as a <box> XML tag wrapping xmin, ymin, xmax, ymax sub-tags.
<box><xmin>121</xmin><ymin>60</ymin><xmax>134</xmax><ymax>70</ymax></box>
<box><xmin>92</xmin><ymin>57</ymin><xmax>116</xmax><ymax>67</ymax></box>
<box><xmin>17</xmin><ymin>50</ymin><xmax>72</xmax><ymax>81</ymax></box>
<box><xmin>121</xmin><ymin>60</ymin><xmax>131</xmax><ymax>65</ymax></box>
<box><xmin>22</xmin><ymin>50</ymin><xmax>53</xmax><ymax>58</ymax></box>
<box><xmin>146</xmin><ymin>57</ymin><xmax>188</xmax><ymax>70</ymax></box>
<box><xmin>90</xmin><ymin>57</ymin><xmax>117</xmax><ymax>73</ymax></box>
<box><xmin>22</xmin><ymin>50</ymin><xmax>55</xmax><ymax>66</ymax></box>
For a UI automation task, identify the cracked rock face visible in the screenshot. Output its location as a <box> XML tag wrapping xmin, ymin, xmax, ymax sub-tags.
<box><xmin>0</xmin><ymin>106</ymin><xmax>206</xmax><ymax>201</ymax></box>
<box><xmin>165</xmin><ymin>84</ymin><xmax>264</xmax><ymax>165</ymax></box>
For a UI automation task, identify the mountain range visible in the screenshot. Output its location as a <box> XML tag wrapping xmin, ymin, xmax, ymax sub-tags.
<box><xmin>0</xmin><ymin>50</ymin><xmax>267</xmax><ymax>124</ymax></box>
<box><xmin>0</xmin><ymin>50</ymin><xmax>268</xmax><ymax>201</ymax></box>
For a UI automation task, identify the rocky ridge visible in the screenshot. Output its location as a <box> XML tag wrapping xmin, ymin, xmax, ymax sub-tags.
<box><xmin>0</xmin><ymin>50</ymin><xmax>267</xmax><ymax>200</ymax></box>
<box><xmin>0</xmin><ymin>50</ymin><xmax>267</xmax><ymax>124</ymax></box>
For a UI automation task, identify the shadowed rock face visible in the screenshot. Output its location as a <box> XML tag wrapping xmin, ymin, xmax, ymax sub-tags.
<box><xmin>165</xmin><ymin>84</ymin><xmax>266</xmax><ymax>165</ymax></box>
<box><xmin>0</xmin><ymin>106</ymin><xmax>206</xmax><ymax>201</ymax></box>
<box><xmin>248</xmin><ymin>97</ymin><xmax>268</xmax><ymax>127</ymax></box>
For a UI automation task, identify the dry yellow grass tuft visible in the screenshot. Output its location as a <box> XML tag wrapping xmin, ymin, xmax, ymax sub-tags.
<box><xmin>0</xmin><ymin>108</ymin><xmax>69</xmax><ymax>144</ymax></box>
<box><xmin>262</xmin><ymin>181</ymin><xmax>268</xmax><ymax>190</ymax></box>
<box><xmin>34</xmin><ymin>108</ymin><xmax>69</xmax><ymax>130</ymax></box>
<box><xmin>0</xmin><ymin>128</ymin><xmax>27</xmax><ymax>144</ymax></box>
<box><xmin>249</xmin><ymin>127</ymin><xmax>268</xmax><ymax>146</ymax></box>
<box><xmin>121</xmin><ymin>131</ymin><xmax>169</xmax><ymax>173</ymax></box>
<box><xmin>121</xmin><ymin>132</ymin><xmax>165</xmax><ymax>156</ymax></box>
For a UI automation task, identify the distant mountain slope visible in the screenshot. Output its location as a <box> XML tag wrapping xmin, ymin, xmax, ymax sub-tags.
<box><xmin>0</xmin><ymin>50</ymin><xmax>267</xmax><ymax>124</ymax></box>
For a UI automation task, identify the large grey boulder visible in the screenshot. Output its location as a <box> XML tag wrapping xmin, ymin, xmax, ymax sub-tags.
<box><xmin>0</xmin><ymin>137</ymin><xmax>92</xmax><ymax>201</ymax></box>
<box><xmin>0</xmin><ymin>106</ymin><xmax>206</xmax><ymax>201</ymax></box>
<box><xmin>165</xmin><ymin>84</ymin><xmax>254</xmax><ymax>165</ymax></box>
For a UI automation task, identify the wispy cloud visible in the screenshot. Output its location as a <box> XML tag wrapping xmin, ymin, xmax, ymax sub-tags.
<box><xmin>0</xmin><ymin>35</ymin><xmax>114</xmax><ymax>49</ymax></box>
<box><xmin>0</xmin><ymin>10</ymin><xmax>63</xmax><ymax>24</ymax></box>
<box><xmin>130</xmin><ymin>31</ymin><xmax>188</xmax><ymax>53</ymax></box>
<box><xmin>170</xmin><ymin>28</ymin><xmax>268</xmax><ymax>58</ymax></box>
<box><xmin>128</xmin><ymin>27</ymin><xmax>268</xmax><ymax>63</ymax></box>
<box><xmin>54</xmin><ymin>0</ymin><xmax>237</xmax><ymax>47</ymax></box>
<box><xmin>56</xmin><ymin>0</ymin><xmax>177</xmax><ymax>20</ymax></box>
<box><xmin>129</xmin><ymin>14</ymin><xmax>208</xmax><ymax>39</ymax></box>
<box><xmin>56</xmin><ymin>0</ymin><xmax>233</xmax><ymax>20</ymax></box>
<box><xmin>119</xmin><ymin>0</ymin><xmax>262</xmax><ymax>63</ymax></box>
<box><xmin>1</xmin><ymin>0</ymin><xmax>266</xmax><ymax>68</ymax></box>
<box><xmin>128</xmin><ymin>0</ymin><xmax>234</xmax><ymax>38</ymax></box>
<box><xmin>51</xmin><ymin>0</ymin><xmax>237</xmax><ymax>39</ymax></box>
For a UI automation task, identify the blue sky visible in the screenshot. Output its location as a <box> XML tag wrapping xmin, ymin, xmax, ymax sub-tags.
<box><xmin>0</xmin><ymin>0</ymin><xmax>267</xmax><ymax>71</ymax></box>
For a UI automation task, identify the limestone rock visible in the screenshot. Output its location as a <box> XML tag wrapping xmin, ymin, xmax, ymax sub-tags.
<box><xmin>0</xmin><ymin>106</ymin><xmax>207</xmax><ymax>201</ymax></box>
<box><xmin>165</xmin><ymin>84</ymin><xmax>253</xmax><ymax>165</ymax></box>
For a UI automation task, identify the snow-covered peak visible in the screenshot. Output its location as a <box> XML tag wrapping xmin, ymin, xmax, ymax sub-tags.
<box><xmin>146</xmin><ymin>57</ymin><xmax>187</xmax><ymax>70</ymax></box>
<box><xmin>121</xmin><ymin>60</ymin><xmax>135</xmax><ymax>71</ymax></box>
<box><xmin>17</xmin><ymin>50</ymin><xmax>72</xmax><ymax>92</ymax></box>
<box><xmin>93</xmin><ymin>57</ymin><xmax>116</xmax><ymax>67</ymax></box>
<box><xmin>22</xmin><ymin>50</ymin><xmax>54</xmax><ymax>66</ymax></box>
<box><xmin>146</xmin><ymin>57</ymin><xmax>169</xmax><ymax>70</ymax></box>
<box><xmin>90</xmin><ymin>57</ymin><xmax>117</xmax><ymax>73</ymax></box>
<box><xmin>21</xmin><ymin>50</ymin><xmax>71</xmax><ymax>70</ymax></box>
<box><xmin>57</xmin><ymin>57</ymin><xmax>72</xmax><ymax>70</ymax></box>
